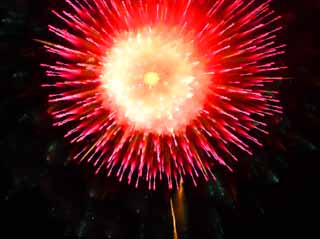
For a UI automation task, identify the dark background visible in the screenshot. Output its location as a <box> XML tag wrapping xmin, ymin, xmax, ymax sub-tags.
<box><xmin>0</xmin><ymin>0</ymin><xmax>319</xmax><ymax>238</ymax></box>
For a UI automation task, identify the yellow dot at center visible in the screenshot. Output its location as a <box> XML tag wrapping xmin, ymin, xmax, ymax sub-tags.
<box><xmin>144</xmin><ymin>71</ymin><xmax>160</xmax><ymax>86</ymax></box>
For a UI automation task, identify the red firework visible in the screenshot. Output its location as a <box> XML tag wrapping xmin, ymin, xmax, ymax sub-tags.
<box><xmin>42</xmin><ymin>0</ymin><xmax>286</xmax><ymax>190</ymax></box>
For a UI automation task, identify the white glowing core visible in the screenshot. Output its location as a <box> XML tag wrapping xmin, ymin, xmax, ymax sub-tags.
<box><xmin>101</xmin><ymin>27</ymin><xmax>210</xmax><ymax>133</ymax></box>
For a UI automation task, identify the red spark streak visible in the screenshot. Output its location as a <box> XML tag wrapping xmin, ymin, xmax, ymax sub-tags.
<box><xmin>43</xmin><ymin>0</ymin><xmax>286</xmax><ymax>190</ymax></box>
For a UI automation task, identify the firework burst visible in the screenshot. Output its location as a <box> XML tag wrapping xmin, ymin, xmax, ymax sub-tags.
<box><xmin>42</xmin><ymin>0</ymin><xmax>286</xmax><ymax>190</ymax></box>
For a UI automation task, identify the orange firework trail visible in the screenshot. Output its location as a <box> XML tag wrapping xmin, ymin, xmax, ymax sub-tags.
<box><xmin>42</xmin><ymin>0</ymin><xmax>286</xmax><ymax>190</ymax></box>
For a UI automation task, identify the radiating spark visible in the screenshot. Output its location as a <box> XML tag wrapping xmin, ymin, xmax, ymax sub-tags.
<box><xmin>173</xmin><ymin>181</ymin><xmax>187</xmax><ymax>235</ymax></box>
<box><xmin>170</xmin><ymin>198</ymin><xmax>178</xmax><ymax>239</ymax></box>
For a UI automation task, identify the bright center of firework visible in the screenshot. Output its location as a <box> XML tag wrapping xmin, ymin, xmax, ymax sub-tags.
<box><xmin>144</xmin><ymin>71</ymin><xmax>160</xmax><ymax>87</ymax></box>
<box><xmin>101</xmin><ymin>27</ymin><xmax>210</xmax><ymax>133</ymax></box>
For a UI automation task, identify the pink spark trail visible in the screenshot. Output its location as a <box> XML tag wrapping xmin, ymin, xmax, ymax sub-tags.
<box><xmin>42</xmin><ymin>0</ymin><xmax>286</xmax><ymax>190</ymax></box>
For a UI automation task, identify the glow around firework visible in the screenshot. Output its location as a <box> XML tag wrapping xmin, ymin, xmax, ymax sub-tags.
<box><xmin>42</xmin><ymin>0</ymin><xmax>286</xmax><ymax>189</ymax></box>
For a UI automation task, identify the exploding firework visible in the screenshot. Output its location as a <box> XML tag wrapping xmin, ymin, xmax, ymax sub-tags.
<box><xmin>42</xmin><ymin>0</ymin><xmax>286</xmax><ymax>190</ymax></box>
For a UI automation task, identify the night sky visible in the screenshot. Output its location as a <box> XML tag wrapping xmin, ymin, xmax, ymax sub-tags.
<box><xmin>1</xmin><ymin>0</ymin><xmax>319</xmax><ymax>239</ymax></box>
